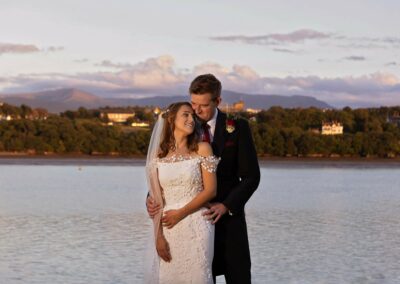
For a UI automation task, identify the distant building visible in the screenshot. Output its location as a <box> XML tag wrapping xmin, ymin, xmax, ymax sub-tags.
<box><xmin>233</xmin><ymin>100</ymin><xmax>245</xmax><ymax>111</ymax></box>
<box><xmin>246</xmin><ymin>108</ymin><xmax>261</xmax><ymax>114</ymax></box>
<box><xmin>387</xmin><ymin>112</ymin><xmax>400</xmax><ymax>127</ymax></box>
<box><xmin>101</xmin><ymin>111</ymin><xmax>135</xmax><ymax>123</ymax></box>
<box><xmin>222</xmin><ymin>100</ymin><xmax>248</xmax><ymax>113</ymax></box>
<box><xmin>0</xmin><ymin>115</ymin><xmax>13</xmax><ymax>121</ymax></box>
<box><xmin>321</xmin><ymin>121</ymin><xmax>343</xmax><ymax>135</ymax></box>
<box><xmin>131</xmin><ymin>122</ymin><xmax>150</xmax><ymax>127</ymax></box>
<box><xmin>153</xmin><ymin>106</ymin><xmax>161</xmax><ymax>115</ymax></box>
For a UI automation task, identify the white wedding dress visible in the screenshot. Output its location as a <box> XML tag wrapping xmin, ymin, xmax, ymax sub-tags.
<box><xmin>146</xmin><ymin>154</ymin><xmax>219</xmax><ymax>284</ymax></box>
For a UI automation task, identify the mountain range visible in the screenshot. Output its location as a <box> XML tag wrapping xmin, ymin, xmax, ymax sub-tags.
<box><xmin>0</xmin><ymin>88</ymin><xmax>333</xmax><ymax>113</ymax></box>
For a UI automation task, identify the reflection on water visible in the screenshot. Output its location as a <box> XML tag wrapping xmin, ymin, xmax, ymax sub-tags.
<box><xmin>1</xmin><ymin>162</ymin><xmax>400</xmax><ymax>283</ymax></box>
<box><xmin>248</xmin><ymin>209</ymin><xmax>400</xmax><ymax>283</ymax></box>
<box><xmin>0</xmin><ymin>213</ymin><xmax>150</xmax><ymax>284</ymax></box>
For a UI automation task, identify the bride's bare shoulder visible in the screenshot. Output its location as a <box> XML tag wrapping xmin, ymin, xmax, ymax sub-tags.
<box><xmin>197</xmin><ymin>142</ymin><xmax>213</xmax><ymax>156</ymax></box>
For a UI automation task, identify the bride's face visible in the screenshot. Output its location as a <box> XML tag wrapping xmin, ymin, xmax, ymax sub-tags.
<box><xmin>174</xmin><ymin>105</ymin><xmax>195</xmax><ymax>136</ymax></box>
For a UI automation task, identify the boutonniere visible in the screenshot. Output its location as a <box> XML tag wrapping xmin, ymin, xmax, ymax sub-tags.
<box><xmin>226</xmin><ymin>114</ymin><xmax>237</xmax><ymax>133</ymax></box>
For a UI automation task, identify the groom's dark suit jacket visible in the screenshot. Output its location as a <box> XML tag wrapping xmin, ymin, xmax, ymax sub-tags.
<box><xmin>211</xmin><ymin>110</ymin><xmax>260</xmax><ymax>283</ymax></box>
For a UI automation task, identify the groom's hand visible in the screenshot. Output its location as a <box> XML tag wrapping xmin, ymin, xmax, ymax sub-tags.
<box><xmin>146</xmin><ymin>196</ymin><xmax>161</xmax><ymax>218</ymax></box>
<box><xmin>202</xmin><ymin>202</ymin><xmax>227</xmax><ymax>224</ymax></box>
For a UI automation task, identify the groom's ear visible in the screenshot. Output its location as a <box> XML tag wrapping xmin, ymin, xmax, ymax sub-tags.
<box><xmin>214</xmin><ymin>97</ymin><xmax>221</xmax><ymax>107</ymax></box>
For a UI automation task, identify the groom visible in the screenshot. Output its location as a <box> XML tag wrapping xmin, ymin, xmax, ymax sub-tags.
<box><xmin>148</xmin><ymin>74</ymin><xmax>260</xmax><ymax>283</ymax></box>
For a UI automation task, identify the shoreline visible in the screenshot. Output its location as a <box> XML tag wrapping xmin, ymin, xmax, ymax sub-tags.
<box><xmin>1</xmin><ymin>153</ymin><xmax>400</xmax><ymax>167</ymax></box>
<box><xmin>1</xmin><ymin>151</ymin><xmax>400</xmax><ymax>161</ymax></box>
<box><xmin>0</xmin><ymin>153</ymin><xmax>144</xmax><ymax>166</ymax></box>
<box><xmin>2</xmin><ymin>152</ymin><xmax>400</xmax><ymax>160</ymax></box>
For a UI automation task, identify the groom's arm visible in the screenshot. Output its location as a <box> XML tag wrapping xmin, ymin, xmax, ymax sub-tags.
<box><xmin>146</xmin><ymin>194</ymin><xmax>161</xmax><ymax>218</ymax></box>
<box><xmin>222</xmin><ymin>119</ymin><xmax>260</xmax><ymax>215</ymax></box>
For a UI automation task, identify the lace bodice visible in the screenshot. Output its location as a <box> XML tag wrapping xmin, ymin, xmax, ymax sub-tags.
<box><xmin>156</xmin><ymin>155</ymin><xmax>220</xmax><ymax>210</ymax></box>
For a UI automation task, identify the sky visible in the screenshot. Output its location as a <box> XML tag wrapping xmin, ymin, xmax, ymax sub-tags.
<box><xmin>0</xmin><ymin>0</ymin><xmax>399</xmax><ymax>107</ymax></box>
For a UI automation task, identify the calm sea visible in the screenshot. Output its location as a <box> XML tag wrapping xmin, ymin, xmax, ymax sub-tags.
<box><xmin>1</xmin><ymin>159</ymin><xmax>400</xmax><ymax>284</ymax></box>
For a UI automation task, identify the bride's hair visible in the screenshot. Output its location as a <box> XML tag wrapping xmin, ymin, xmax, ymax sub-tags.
<box><xmin>158</xmin><ymin>102</ymin><xmax>199</xmax><ymax>158</ymax></box>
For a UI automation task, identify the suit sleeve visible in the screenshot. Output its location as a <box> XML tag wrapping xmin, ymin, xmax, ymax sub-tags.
<box><xmin>222</xmin><ymin>119</ymin><xmax>260</xmax><ymax>214</ymax></box>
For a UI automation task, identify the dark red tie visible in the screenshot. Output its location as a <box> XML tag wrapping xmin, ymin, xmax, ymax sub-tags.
<box><xmin>202</xmin><ymin>123</ymin><xmax>211</xmax><ymax>143</ymax></box>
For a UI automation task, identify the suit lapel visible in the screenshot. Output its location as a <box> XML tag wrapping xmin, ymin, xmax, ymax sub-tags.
<box><xmin>212</xmin><ymin>110</ymin><xmax>227</xmax><ymax>157</ymax></box>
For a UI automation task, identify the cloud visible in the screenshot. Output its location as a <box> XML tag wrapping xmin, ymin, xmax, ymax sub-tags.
<box><xmin>0</xmin><ymin>43</ymin><xmax>40</xmax><ymax>55</ymax></box>
<box><xmin>272</xmin><ymin>48</ymin><xmax>300</xmax><ymax>53</ymax></box>
<box><xmin>343</xmin><ymin>56</ymin><xmax>366</xmax><ymax>61</ymax></box>
<box><xmin>262</xmin><ymin>73</ymin><xmax>400</xmax><ymax>95</ymax></box>
<box><xmin>336</xmin><ymin>35</ymin><xmax>400</xmax><ymax>49</ymax></box>
<box><xmin>381</xmin><ymin>37</ymin><xmax>400</xmax><ymax>45</ymax></box>
<box><xmin>210</xmin><ymin>29</ymin><xmax>331</xmax><ymax>46</ymax></box>
<box><xmin>385</xmin><ymin>62</ymin><xmax>397</xmax><ymax>66</ymax></box>
<box><xmin>1</xmin><ymin>55</ymin><xmax>400</xmax><ymax>107</ymax></box>
<box><xmin>96</xmin><ymin>60</ymin><xmax>134</xmax><ymax>69</ymax></box>
<box><xmin>258</xmin><ymin>73</ymin><xmax>400</xmax><ymax>107</ymax></box>
<box><xmin>336</xmin><ymin>43</ymin><xmax>387</xmax><ymax>49</ymax></box>
<box><xmin>210</xmin><ymin>29</ymin><xmax>400</xmax><ymax>53</ymax></box>
<box><xmin>46</xmin><ymin>46</ymin><xmax>64</xmax><ymax>52</ymax></box>
<box><xmin>74</xmin><ymin>58</ymin><xmax>89</xmax><ymax>63</ymax></box>
<box><xmin>115</xmin><ymin>55</ymin><xmax>185</xmax><ymax>88</ymax></box>
<box><xmin>192</xmin><ymin>62</ymin><xmax>263</xmax><ymax>93</ymax></box>
<box><xmin>1</xmin><ymin>55</ymin><xmax>188</xmax><ymax>96</ymax></box>
<box><xmin>0</xmin><ymin>43</ymin><xmax>64</xmax><ymax>55</ymax></box>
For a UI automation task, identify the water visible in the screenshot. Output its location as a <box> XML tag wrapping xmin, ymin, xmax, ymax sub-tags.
<box><xmin>1</xmin><ymin>159</ymin><xmax>400</xmax><ymax>283</ymax></box>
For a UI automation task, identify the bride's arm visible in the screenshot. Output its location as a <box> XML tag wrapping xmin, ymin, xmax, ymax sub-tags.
<box><xmin>156</xmin><ymin>225</ymin><xmax>172</xmax><ymax>262</ymax></box>
<box><xmin>161</xmin><ymin>142</ymin><xmax>217</xmax><ymax>229</ymax></box>
<box><xmin>149</xmin><ymin>167</ymin><xmax>171</xmax><ymax>262</ymax></box>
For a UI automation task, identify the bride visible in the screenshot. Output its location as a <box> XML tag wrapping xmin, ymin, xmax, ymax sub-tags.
<box><xmin>145</xmin><ymin>102</ymin><xmax>219</xmax><ymax>284</ymax></box>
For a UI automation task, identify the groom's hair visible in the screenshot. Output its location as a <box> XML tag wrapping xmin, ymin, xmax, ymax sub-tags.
<box><xmin>189</xmin><ymin>74</ymin><xmax>222</xmax><ymax>101</ymax></box>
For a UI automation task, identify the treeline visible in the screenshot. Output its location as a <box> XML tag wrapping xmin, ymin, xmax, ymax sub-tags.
<box><xmin>0</xmin><ymin>105</ymin><xmax>151</xmax><ymax>155</ymax></box>
<box><xmin>246</xmin><ymin>106</ymin><xmax>400</xmax><ymax>158</ymax></box>
<box><xmin>1</xmin><ymin>104</ymin><xmax>400</xmax><ymax>157</ymax></box>
<box><xmin>60</xmin><ymin>106</ymin><xmax>155</xmax><ymax>124</ymax></box>
<box><xmin>0</xmin><ymin>103</ymin><xmax>48</xmax><ymax>119</ymax></box>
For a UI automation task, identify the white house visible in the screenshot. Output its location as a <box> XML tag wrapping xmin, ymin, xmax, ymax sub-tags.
<box><xmin>101</xmin><ymin>111</ymin><xmax>135</xmax><ymax>123</ymax></box>
<box><xmin>321</xmin><ymin>121</ymin><xmax>343</xmax><ymax>135</ymax></box>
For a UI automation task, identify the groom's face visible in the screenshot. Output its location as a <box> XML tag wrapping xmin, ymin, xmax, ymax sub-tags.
<box><xmin>190</xmin><ymin>93</ymin><xmax>221</xmax><ymax>123</ymax></box>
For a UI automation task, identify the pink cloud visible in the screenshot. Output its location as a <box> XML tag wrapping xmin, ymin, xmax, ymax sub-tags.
<box><xmin>1</xmin><ymin>55</ymin><xmax>400</xmax><ymax>107</ymax></box>
<box><xmin>0</xmin><ymin>43</ymin><xmax>40</xmax><ymax>54</ymax></box>
<box><xmin>210</xmin><ymin>29</ymin><xmax>331</xmax><ymax>46</ymax></box>
<box><xmin>0</xmin><ymin>43</ymin><xmax>64</xmax><ymax>55</ymax></box>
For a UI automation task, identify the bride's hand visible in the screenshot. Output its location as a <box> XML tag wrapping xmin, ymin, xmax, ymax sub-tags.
<box><xmin>156</xmin><ymin>235</ymin><xmax>171</xmax><ymax>262</ymax></box>
<box><xmin>162</xmin><ymin>209</ymin><xmax>185</xmax><ymax>229</ymax></box>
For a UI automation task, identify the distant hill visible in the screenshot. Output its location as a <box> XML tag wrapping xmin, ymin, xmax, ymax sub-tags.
<box><xmin>221</xmin><ymin>90</ymin><xmax>332</xmax><ymax>109</ymax></box>
<box><xmin>0</xmin><ymin>89</ymin><xmax>104</xmax><ymax>113</ymax></box>
<box><xmin>0</xmin><ymin>88</ymin><xmax>332</xmax><ymax>113</ymax></box>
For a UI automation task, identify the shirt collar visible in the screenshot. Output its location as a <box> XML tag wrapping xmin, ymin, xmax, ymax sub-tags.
<box><xmin>207</xmin><ymin>108</ymin><xmax>218</xmax><ymax>129</ymax></box>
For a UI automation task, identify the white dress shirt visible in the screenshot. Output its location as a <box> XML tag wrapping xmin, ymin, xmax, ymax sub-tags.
<box><xmin>206</xmin><ymin>108</ymin><xmax>218</xmax><ymax>142</ymax></box>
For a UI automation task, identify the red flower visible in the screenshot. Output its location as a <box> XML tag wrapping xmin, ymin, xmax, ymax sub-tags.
<box><xmin>226</xmin><ymin>118</ymin><xmax>236</xmax><ymax>133</ymax></box>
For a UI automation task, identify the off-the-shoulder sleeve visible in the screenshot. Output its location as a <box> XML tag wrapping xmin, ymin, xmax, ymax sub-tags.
<box><xmin>199</xmin><ymin>155</ymin><xmax>220</xmax><ymax>173</ymax></box>
<box><xmin>147</xmin><ymin>158</ymin><xmax>159</xmax><ymax>169</ymax></box>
